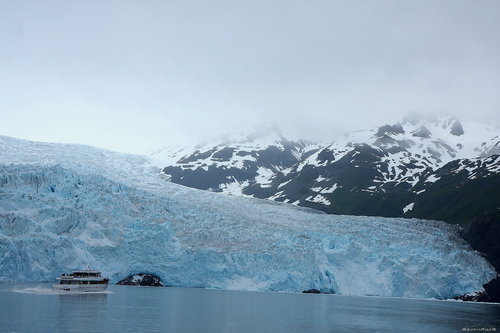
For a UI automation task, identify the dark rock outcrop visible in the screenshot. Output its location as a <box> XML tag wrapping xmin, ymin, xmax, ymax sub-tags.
<box><xmin>117</xmin><ymin>273</ymin><xmax>164</xmax><ymax>287</ymax></box>
<box><xmin>460</xmin><ymin>209</ymin><xmax>500</xmax><ymax>272</ymax></box>
<box><xmin>376</xmin><ymin>124</ymin><xmax>405</xmax><ymax>137</ymax></box>
<box><xmin>455</xmin><ymin>278</ymin><xmax>500</xmax><ymax>303</ymax></box>
<box><xmin>412</xmin><ymin>126</ymin><xmax>432</xmax><ymax>139</ymax></box>
<box><xmin>302</xmin><ymin>289</ymin><xmax>322</xmax><ymax>294</ymax></box>
<box><xmin>458</xmin><ymin>209</ymin><xmax>500</xmax><ymax>303</ymax></box>
<box><xmin>450</xmin><ymin>119</ymin><xmax>465</xmax><ymax>136</ymax></box>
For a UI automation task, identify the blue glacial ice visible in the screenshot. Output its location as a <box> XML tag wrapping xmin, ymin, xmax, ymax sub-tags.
<box><xmin>0</xmin><ymin>135</ymin><xmax>496</xmax><ymax>299</ymax></box>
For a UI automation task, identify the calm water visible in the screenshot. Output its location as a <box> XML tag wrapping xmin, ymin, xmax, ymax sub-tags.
<box><xmin>0</xmin><ymin>283</ymin><xmax>498</xmax><ymax>333</ymax></box>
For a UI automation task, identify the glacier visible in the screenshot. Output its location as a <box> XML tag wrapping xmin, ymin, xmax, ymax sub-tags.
<box><xmin>0</xmin><ymin>135</ymin><xmax>496</xmax><ymax>299</ymax></box>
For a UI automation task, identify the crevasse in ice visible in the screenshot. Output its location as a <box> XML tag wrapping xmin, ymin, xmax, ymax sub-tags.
<box><xmin>0</xmin><ymin>135</ymin><xmax>495</xmax><ymax>298</ymax></box>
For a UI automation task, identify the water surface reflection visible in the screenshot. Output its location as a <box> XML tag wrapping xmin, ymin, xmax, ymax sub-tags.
<box><xmin>0</xmin><ymin>283</ymin><xmax>498</xmax><ymax>333</ymax></box>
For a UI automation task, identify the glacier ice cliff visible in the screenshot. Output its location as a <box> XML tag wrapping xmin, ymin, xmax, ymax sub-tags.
<box><xmin>0</xmin><ymin>135</ymin><xmax>496</xmax><ymax>299</ymax></box>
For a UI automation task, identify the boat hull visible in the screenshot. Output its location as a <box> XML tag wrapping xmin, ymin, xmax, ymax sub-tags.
<box><xmin>53</xmin><ymin>283</ymin><xmax>108</xmax><ymax>292</ymax></box>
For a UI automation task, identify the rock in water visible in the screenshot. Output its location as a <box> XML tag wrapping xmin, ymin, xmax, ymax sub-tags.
<box><xmin>302</xmin><ymin>289</ymin><xmax>322</xmax><ymax>294</ymax></box>
<box><xmin>117</xmin><ymin>273</ymin><xmax>164</xmax><ymax>287</ymax></box>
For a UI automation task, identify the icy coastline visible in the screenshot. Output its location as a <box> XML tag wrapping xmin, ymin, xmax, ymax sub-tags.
<box><xmin>0</xmin><ymin>135</ymin><xmax>496</xmax><ymax>299</ymax></box>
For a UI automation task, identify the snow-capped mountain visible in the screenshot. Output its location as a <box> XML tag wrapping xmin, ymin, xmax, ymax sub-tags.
<box><xmin>156</xmin><ymin>115</ymin><xmax>500</xmax><ymax>223</ymax></box>
<box><xmin>0</xmin><ymin>135</ymin><xmax>495</xmax><ymax>299</ymax></box>
<box><xmin>152</xmin><ymin>128</ymin><xmax>311</xmax><ymax>196</ymax></box>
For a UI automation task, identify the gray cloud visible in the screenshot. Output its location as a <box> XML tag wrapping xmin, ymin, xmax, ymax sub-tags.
<box><xmin>1</xmin><ymin>0</ymin><xmax>499</xmax><ymax>153</ymax></box>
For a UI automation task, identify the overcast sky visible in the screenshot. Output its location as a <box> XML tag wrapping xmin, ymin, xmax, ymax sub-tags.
<box><xmin>1</xmin><ymin>0</ymin><xmax>499</xmax><ymax>154</ymax></box>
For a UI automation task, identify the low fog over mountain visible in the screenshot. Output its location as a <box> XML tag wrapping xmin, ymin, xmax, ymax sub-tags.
<box><xmin>155</xmin><ymin>115</ymin><xmax>500</xmax><ymax>223</ymax></box>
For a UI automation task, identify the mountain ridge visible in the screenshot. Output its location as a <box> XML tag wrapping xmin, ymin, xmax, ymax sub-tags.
<box><xmin>156</xmin><ymin>116</ymin><xmax>500</xmax><ymax>223</ymax></box>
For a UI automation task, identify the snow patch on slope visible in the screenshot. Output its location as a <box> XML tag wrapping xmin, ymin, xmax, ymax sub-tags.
<box><xmin>403</xmin><ymin>203</ymin><xmax>415</xmax><ymax>214</ymax></box>
<box><xmin>305</xmin><ymin>194</ymin><xmax>331</xmax><ymax>206</ymax></box>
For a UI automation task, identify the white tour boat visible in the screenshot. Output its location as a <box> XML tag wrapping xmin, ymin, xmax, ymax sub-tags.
<box><xmin>53</xmin><ymin>269</ymin><xmax>109</xmax><ymax>292</ymax></box>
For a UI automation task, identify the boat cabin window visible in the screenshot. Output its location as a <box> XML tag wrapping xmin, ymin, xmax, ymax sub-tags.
<box><xmin>73</xmin><ymin>272</ymin><xmax>100</xmax><ymax>278</ymax></box>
